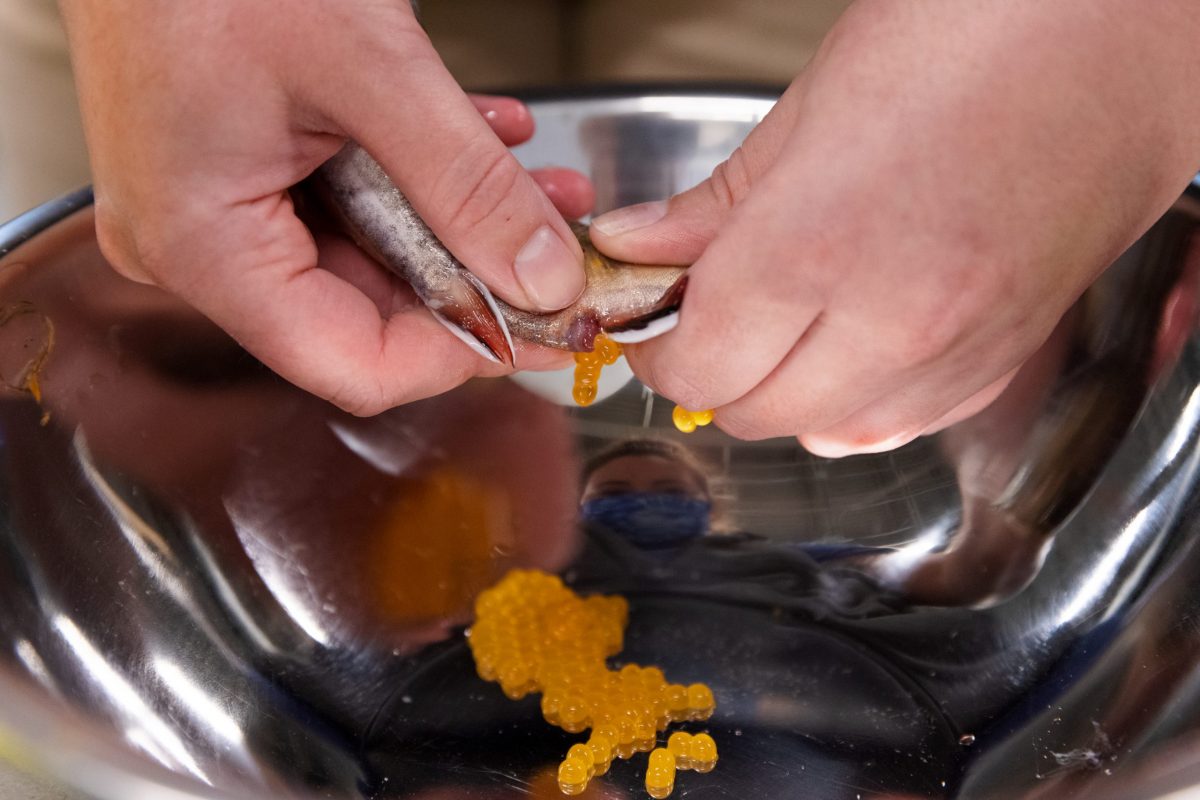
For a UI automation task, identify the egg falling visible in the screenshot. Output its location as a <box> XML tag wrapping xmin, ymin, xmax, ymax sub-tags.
<box><xmin>570</xmin><ymin>334</ymin><xmax>714</xmax><ymax>435</ymax></box>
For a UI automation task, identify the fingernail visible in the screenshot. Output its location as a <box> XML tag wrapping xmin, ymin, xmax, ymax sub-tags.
<box><xmin>514</xmin><ymin>225</ymin><xmax>585</xmax><ymax>311</ymax></box>
<box><xmin>802</xmin><ymin>432</ymin><xmax>918</xmax><ymax>459</ymax></box>
<box><xmin>801</xmin><ymin>435</ymin><xmax>858</xmax><ymax>460</ymax></box>
<box><xmin>591</xmin><ymin>200</ymin><xmax>668</xmax><ymax>236</ymax></box>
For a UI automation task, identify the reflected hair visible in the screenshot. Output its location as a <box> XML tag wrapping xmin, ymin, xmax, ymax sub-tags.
<box><xmin>581</xmin><ymin>438</ymin><xmax>716</xmax><ymax>504</ymax></box>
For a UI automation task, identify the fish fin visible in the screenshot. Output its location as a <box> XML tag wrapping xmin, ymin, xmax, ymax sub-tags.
<box><xmin>429</xmin><ymin>271</ymin><xmax>516</xmax><ymax>367</ymax></box>
<box><xmin>602</xmin><ymin>275</ymin><xmax>688</xmax><ymax>344</ymax></box>
<box><xmin>607</xmin><ymin>312</ymin><xmax>680</xmax><ymax>343</ymax></box>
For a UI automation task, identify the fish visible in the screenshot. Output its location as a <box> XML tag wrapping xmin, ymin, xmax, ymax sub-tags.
<box><xmin>313</xmin><ymin>143</ymin><xmax>687</xmax><ymax>367</ymax></box>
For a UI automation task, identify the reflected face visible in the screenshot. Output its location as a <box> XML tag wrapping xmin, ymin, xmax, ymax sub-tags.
<box><xmin>580</xmin><ymin>455</ymin><xmax>708</xmax><ymax>504</ymax></box>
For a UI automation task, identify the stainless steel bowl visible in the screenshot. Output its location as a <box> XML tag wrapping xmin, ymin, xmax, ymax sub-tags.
<box><xmin>3</xmin><ymin>90</ymin><xmax>1200</xmax><ymax>800</ymax></box>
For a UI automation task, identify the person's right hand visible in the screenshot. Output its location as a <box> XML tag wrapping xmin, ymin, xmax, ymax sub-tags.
<box><xmin>590</xmin><ymin>0</ymin><xmax>1200</xmax><ymax>455</ymax></box>
<box><xmin>58</xmin><ymin>0</ymin><xmax>592</xmax><ymax>415</ymax></box>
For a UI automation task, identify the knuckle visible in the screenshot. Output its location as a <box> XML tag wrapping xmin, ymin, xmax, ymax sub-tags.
<box><xmin>95</xmin><ymin>196</ymin><xmax>202</xmax><ymax>290</ymax></box>
<box><xmin>706</xmin><ymin>146</ymin><xmax>755</xmax><ymax>211</ymax></box>
<box><xmin>347</xmin><ymin>397</ymin><xmax>390</xmax><ymax>418</ymax></box>
<box><xmin>719</xmin><ymin>389</ymin><xmax>824</xmax><ymax>442</ymax></box>
<box><xmin>339</xmin><ymin>395</ymin><xmax>374</xmax><ymax>417</ymax></box>
<box><xmin>844</xmin><ymin>421</ymin><xmax>892</xmax><ymax>450</ymax></box>
<box><xmin>93</xmin><ymin>203</ymin><xmax>148</xmax><ymax>283</ymax></box>
<box><xmin>334</xmin><ymin>348</ymin><xmax>480</xmax><ymax>417</ymax></box>
<box><xmin>881</xmin><ymin>272</ymin><xmax>985</xmax><ymax>366</ymax></box>
<box><xmin>338</xmin><ymin>393</ymin><xmax>390</xmax><ymax>422</ymax></box>
<box><xmin>839</xmin><ymin>415</ymin><xmax>916</xmax><ymax>453</ymax></box>
<box><xmin>881</xmin><ymin>321</ymin><xmax>949</xmax><ymax>366</ymax></box>
<box><xmin>713</xmin><ymin>409</ymin><xmax>776</xmax><ymax>442</ymax></box>
<box><xmin>637</xmin><ymin>356</ymin><xmax>714</xmax><ymax>413</ymax></box>
<box><xmin>330</xmin><ymin>382</ymin><xmax>389</xmax><ymax>418</ymax></box>
<box><xmin>431</xmin><ymin>143</ymin><xmax>523</xmax><ymax>237</ymax></box>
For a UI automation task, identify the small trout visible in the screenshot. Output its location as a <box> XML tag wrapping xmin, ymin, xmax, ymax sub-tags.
<box><xmin>314</xmin><ymin>143</ymin><xmax>687</xmax><ymax>367</ymax></box>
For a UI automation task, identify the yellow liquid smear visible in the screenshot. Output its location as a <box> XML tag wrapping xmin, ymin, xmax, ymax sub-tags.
<box><xmin>467</xmin><ymin>569</ymin><xmax>717</xmax><ymax>797</ymax></box>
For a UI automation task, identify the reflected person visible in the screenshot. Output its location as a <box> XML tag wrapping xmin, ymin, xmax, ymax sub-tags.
<box><xmin>579</xmin><ymin>438</ymin><xmax>720</xmax><ymax>550</ymax></box>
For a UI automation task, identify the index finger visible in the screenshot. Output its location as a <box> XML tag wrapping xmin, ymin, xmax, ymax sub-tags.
<box><xmin>173</xmin><ymin>192</ymin><xmax>562</xmax><ymax>416</ymax></box>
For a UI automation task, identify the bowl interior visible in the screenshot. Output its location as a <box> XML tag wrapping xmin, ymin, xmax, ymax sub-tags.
<box><xmin>2</xmin><ymin>89</ymin><xmax>1200</xmax><ymax>800</ymax></box>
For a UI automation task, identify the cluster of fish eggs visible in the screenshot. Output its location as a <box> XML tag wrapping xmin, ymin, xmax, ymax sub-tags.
<box><xmin>670</xmin><ymin>406</ymin><xmax>713</xmax><ymax>434</ymax></box>
<box><xmin>467</xmin><ymin>569</ymin><xmax>717</xmax><ymax>797</ymax></box>
<box><xmin>571</xmin><ymin>335</ymin><xmax>715</xmax><ymax>435</ymax></box>
<box><xmin>572</xmin><ymin>334</ymin><xmax>623</xmax><ymax>406</ymax></box>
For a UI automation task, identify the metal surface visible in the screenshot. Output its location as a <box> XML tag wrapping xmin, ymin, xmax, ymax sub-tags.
<box><xmin>2</xmin><ymin>90</ymin><xmax>1200</xmax><ymax>800</ymax></box>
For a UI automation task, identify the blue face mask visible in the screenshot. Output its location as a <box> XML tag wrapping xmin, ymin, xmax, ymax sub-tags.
<box><xmin>580</xmin><ymin>493</ymin><xmax>711</xmax><ymax>549</ymax></box>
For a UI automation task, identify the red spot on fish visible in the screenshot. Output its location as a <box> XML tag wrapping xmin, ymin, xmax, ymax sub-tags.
<box><xmin>565</xmin><ymin>315</ymin><xmax>602</xmax><ymax>353</ymax></box>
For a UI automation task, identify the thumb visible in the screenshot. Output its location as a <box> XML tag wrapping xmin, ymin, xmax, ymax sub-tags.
<box><xmin>303</xmin><ymin>14</ymin><xmax>584</xmax><ymax>312</ymax></box>
<box><xmin>587</xmin><ymin>160</ymin><xmax>743</xmax><ymax>266</ymax></box>
<box><xmin>589</xmin><ymin>79</ymin><xmax>807</xmax><ymax>265</ymax></box>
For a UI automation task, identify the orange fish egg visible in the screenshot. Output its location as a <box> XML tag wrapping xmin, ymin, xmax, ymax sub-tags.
<box><xmin>687</xmin><ymin>683</ymin><xmax>716</xmax><ymax>720</ymax></box>
<box><xmin>664</xmin><ymin>684</ymin><xmax>690</xmax><ymax>721</ymax></box>
<box><xmin>587</xmin><ymin>733</ymin><xmax>613</xmax><ymax>776</ymax></box>
<box><xmin>557</xmin><ymin>756</ymin><xmax>590</xmax><ymax>795</ymax></box>
<box><xmin>572</xmin><ymin>384</ymin><xmax>599</xmax><ymax>407</ymax></box>
<box><xmin>690</xmin><ymin>733</ymin><xmax>718</xmax><ymax>773</ymax></box>
<box><xmin>645</xmin><ymin>748</ymin><xmax>677</xmax><ymax>799</ymax></box>
<box><xmin>667</xmin><ymin>731</ymin><xmax>693</xmax><ymax>770</ymax></box>
<box><xmin>596</xmin><ymin>336</ymin><xmax>622</xmax><ymax>365</ymax></box>
<box><xmin>566</xmin><ymin>743</ymin><xmax>596</xmax><ymax>780</ymax></box>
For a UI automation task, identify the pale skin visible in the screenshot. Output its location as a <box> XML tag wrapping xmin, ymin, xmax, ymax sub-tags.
<box><xmin>591</xmin><ymin>0</ymin><xmax>1200</xmax><ymax>455</ymax></box>
<box><xmin>60</xmin><ymin>0</ymin><xmax>1200</xmax><ymax>451</ymax></box>
<box><xmin>57</xmin><ymin>0</ymin><xmax>591</xmax><ymax>415</ymax></box>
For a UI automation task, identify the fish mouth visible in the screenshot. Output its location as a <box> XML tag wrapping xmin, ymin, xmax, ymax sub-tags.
<box><xmin>602</xmin><ymin>275</ymin><xmax>688</xmax><ymax>344</ymax></box>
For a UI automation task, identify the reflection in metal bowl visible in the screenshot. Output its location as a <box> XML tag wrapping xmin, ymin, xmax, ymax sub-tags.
<box><xmin>2</xmin><ymin>90</ymin><xmax>1200</xmax><ymax>800</ymax></box>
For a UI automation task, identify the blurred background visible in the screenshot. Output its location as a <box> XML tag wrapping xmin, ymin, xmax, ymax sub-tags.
<box><xmin>0</xmin><ymin>0</ymin><xmax>89</xmax><ymax>221</ymax></box>
<box><xmin>0</xmin><ymin>0</ymin><xmax>856</xmax><ymax>222</ymax></box>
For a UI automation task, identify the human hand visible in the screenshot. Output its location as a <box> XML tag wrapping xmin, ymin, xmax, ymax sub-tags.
<box><xmin>58</xmin><ymin>0</ymin><xmax>593</xmax><ymax>415</ymax></box>
<box><xmin>590</xmin><ymin>0</ymin><xmax>1200</xmax><ymax>455</ymax></box>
